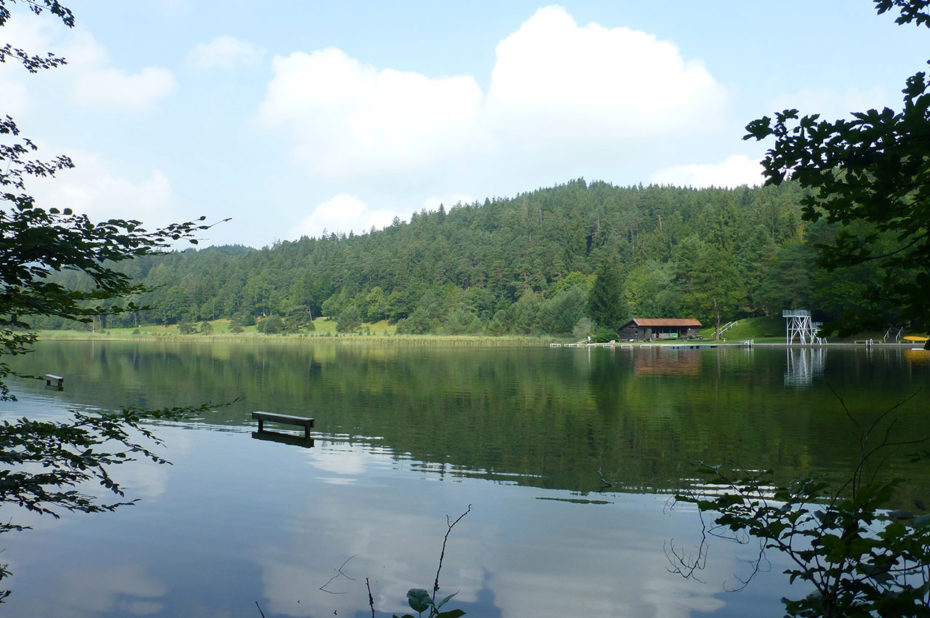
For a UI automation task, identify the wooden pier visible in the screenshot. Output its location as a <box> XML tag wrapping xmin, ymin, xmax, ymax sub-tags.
<box><xmin>252</xmin><ymin>411</ymin><xmax>314</xmax><ymax>439</ymax></box>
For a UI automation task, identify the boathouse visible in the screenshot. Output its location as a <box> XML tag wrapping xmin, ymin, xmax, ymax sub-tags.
<box><xmin>618</xmin><ymin>318</ymin><xmax>702</xmax><ymax>341</ymax></box>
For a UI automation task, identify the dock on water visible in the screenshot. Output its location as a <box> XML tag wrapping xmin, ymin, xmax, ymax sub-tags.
<box><xmin>549</xmin><ymin>342</ymin><xmax>737</xmax><ymax>349</ymax></box>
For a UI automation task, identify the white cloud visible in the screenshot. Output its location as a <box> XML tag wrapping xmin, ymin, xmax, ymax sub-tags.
<box><xmin>485</xmin><ymin>6</ymin><xmax>728</xmax><ymax>142</ymax></box>
<box><xmin>256</xmin><ymin>4</ymin><xmax>730</xmax><ymax>211</ymax></box>
<box><xmin>73</xmin><ymin>66</ymin><xmax>175</xmax><ymax>109</ymax></box>
<box><xmin>293</xmin><ymin>194</ymin><xmax>395</xmax><ymax>238</ymax></box>
<box><xmin>259</xmin><ymin>48</ymin><xmax>485</xmax><ymax>177</ymax></box>
<box><xmin>0</xmin><ymin>13</ymin><xmax>62</xmax><ymax>118</ymax></box>
<box><xmin>58</xmin><ymin>564</ymin><xmax>166</xmax><ymax>615</ymax></box>
<box><xmin>188</xmin><ymin>35</ymin><xmax>262</xmax><ymax>71</ymax></box>
<box><xmin>251</xmin><ymin>5</ymin><xmax>741</xmax><ymax>236</ymax></box>
<box><xmin>60</xmin><ymin>29</ymin><xmax>174</xmax><ymax>109</ymax></box>
<box><xmin>649</xmin><ymin>154</ymin><xmax>763</xmax><ymax>188</ymax></box>
<box><xmin>56</xmin><ymin>27</ymin><xmax>110</xmax><ymax>69</ymax></box>
<box><xmin>28</xmin><ymin>150</ymin><xmax>174</xmax><ymax>223</ymax></box>
<box><xmin>0</xmin><ymin>11</ymin><xmax>59</xmax><ymax>56</ymax></box>
<box><xmin>0</xmin><ymin>73</ymin><xmax>31</xmax><ymax>117</ymax></box>
<box><xmin>0</xmin><ymin>15</ymin><xmax>174</xmax><ymax>111</ymax></box>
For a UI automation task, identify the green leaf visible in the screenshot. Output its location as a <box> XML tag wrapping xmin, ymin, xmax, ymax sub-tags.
<box><xmin>435</xmin><ymin>592</ymin><xmax>458</xmax><ymax>608</ymax></box>
<box><xmin>437</xmin><ymin>610</ymin><xmax>466</xmax><ymax>618</ymax></box>
<box><xmin>406</xmin><ymin>588</ymin><xmax>431</xmax><ymax>613</ymax></box>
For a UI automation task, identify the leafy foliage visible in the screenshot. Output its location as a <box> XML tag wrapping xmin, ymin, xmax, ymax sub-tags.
<box><xmin>688</xmin><ymin>246</ymin><xmax>745</xmax><ymax>339</ymax></box>
<box><xmin>0</xmin><ymin>401</ymin><xmax>221</xmax><ymax>600</ymax></box>
<box><xmin>336</xmin><ymin>305</ymin><xmax>362</xmax><ymax>333</ymax></box>
<box><xmin>395</xmin><ymin>588</ymin><xmax>464</xmax><ymax>618</ymax></box>
<box><xmin>1</xmin><ymin>0</ymin><xmax>217</xmax><ymax>599</ymax></box>
<box><xmin>1</xmin><ymin>1</ymin><xmax>211</xmax><ymax>381</ymax></box>
<box><xmin>676</xmin><ymin>472</ymin><xmax>930</xmax><ymax>616</ymax></box>
<box><xmin>745</xmin><ymin>0</ymin><xmax>930</xmax><ymax>342</ymax></box>
<box><xmin>0</xmin><ymin>0</ymin><xmax>73</xmax><ymax>72</ymax></box>
<box><xmin>385</xmin><ymin>506</ymin><xmax>470</xmax><ymax>618</ymax></box>
<box><xmin>672</xmin><ymin>391</ymin><xmax>930</xmax><ymax>617</ymax></box>
<box><xmin>256</xmin><ymin>314</ymin><xmax>284</xmax><ymax>334</ymax></box>
<box><xmin>0</xmin><ymin>403</ymin><xmax>215</xmax><ymax>527</ymax></box>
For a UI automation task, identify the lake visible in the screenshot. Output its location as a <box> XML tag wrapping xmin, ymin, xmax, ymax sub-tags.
<box><xmin>1</xmin><ymin>340</ymin><xmax>929</xmax><ymax>617</ymax></box>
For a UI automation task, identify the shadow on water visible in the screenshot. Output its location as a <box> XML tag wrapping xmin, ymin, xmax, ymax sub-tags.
<box><xmin>251</xmin><ymin>431</ymin><xmax>315</xmax><ymax>448</ymax></box>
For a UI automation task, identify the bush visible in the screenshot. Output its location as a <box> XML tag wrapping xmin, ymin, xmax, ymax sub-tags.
<box><xmin>672</xmin><ymin>394</ymin><xmax>930</xmax><ymax>617</ymax></box>
<box><xmin>336</xmin><ymin>305</ymin><xmax>361</xmax><ymax>333</ymax></box>
<box><xmin>572</xmin><ymin>317</ymin><xmax>594</xmax><ymax>340</ymax></box>
<box><xmin>257</xmin><ymin>315</ymin><xmax>284</xmax><ymax>334</ymax></box>
<box><xmin>591</xmin><ymin>326</ymin><xmax>617</xmax><ymax>342</ymax></box>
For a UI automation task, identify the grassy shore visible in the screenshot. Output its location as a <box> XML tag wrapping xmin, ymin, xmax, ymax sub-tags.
<box><xmin>33</xmin><ymin>319</ymin><xmax>560</xmax><ymax>346</ymax></box>
<box><xmin>697</xmin><ymin>317</ymin><xmax>927</xmax><ymax>344</ymax></box>
<box><xmin>33</xmin><ymin>317</ymin><xmax>928</xmax><ymax>346</ymax></box>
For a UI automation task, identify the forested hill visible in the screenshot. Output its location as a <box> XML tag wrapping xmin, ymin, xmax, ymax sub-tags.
<box><xmin>43</xmin><ymin>179</ymin><xmax>879</xmax><ymax>336</ymax></box>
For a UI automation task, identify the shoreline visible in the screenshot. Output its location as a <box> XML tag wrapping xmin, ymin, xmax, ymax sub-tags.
<box><xmin>32</xmin><ymin>331</ymin><xmax>928</xmax><ymax>349</ymax></box>
<box><xmin>31</xmin><ymin>331</ymin><xmax>556</xmax><ymax>346</ymax></box>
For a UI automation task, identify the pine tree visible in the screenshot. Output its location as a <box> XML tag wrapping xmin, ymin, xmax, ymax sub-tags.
<box><xmin>587</xmin><ymin>258</ymin><xmax>628</xmax><ymax>335</ymax></box>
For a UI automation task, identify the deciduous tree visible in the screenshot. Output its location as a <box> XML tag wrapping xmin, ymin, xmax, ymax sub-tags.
<box><xmin>745</xmin><ymin>0</ymin><xmax>930</xmax><ymax>346</ymax></box>
<box><xmin>1</xmin><ymin>0</ymin><xmax>215</xmax><ymax>597</ymax></box>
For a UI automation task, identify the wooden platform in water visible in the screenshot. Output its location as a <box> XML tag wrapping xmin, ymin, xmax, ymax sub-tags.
<box><xmin>44</xmin><ymin>374</ymin><xmax>64</xmax><ymax>390</ymax></box>
<box><xmin>252</xmin><ymin>411</ymin><xmax>314</xmax><ymax>439</ymax></box>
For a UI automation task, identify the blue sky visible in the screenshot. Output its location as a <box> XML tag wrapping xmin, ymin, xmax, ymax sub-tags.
<box><xmin>2</xmin><ymin>1</ymin><xmax>926</xmax><ymax>247</ymax></box>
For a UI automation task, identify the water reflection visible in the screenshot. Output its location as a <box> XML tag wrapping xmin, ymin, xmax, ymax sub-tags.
<box><xmin>0</xmin><ymin>399</ymin><xmax>798</xmax><ymax>617</ymax></box>
<box><xmin>784</xmin><ymin>346</ymin><xmax>826</xmax><ymax>387</ymax></box>
<box><xmin>57</xmin><ymin>564</ymin><xmax>167</xmax><ymax>616</ymax></box>
<box><xmin>1</xmin><ymin>342</ymin><xmax>928</xmax><ymax>616</ymax></box>
<box><xmin>250</xmin><ymin>431</ymin><xmax>315</xmax><ymax>448</ymax></box>
<box><xmin>633</xmin><ymin>347</ymin><xmax>702</xmax><ymax>376</ymax></box>
<box><xmin>6</xmin><ymin>341</ymin><xmax>930</xmax><ymax>496</ymax></box>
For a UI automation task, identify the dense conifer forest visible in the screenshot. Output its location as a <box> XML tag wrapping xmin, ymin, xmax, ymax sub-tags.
<box><xmin>34</xmin><ymin>179</ymin><xmax>906</xmax><ymax>337</ymax></box>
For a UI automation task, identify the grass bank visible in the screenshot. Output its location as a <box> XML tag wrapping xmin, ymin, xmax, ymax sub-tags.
<box><xmin>34</xmin><ymin>317</ymin><xmax>928</xmax><ymax>346</ymax></box>
<box><xmin>699</xmin><ymin>317</ymin><xmax>927</xmax><ymax>343</ymax></box>
<box><xmin>34</xmin><ymin>319</ymin><xmax>561</xmax><ymax>347</ymax></box>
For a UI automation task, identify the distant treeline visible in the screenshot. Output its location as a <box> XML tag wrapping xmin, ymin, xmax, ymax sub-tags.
<box><xmin>34</xmin><ymin>179</ymin><xmax>903</xmax><ymax>336</ymax></box>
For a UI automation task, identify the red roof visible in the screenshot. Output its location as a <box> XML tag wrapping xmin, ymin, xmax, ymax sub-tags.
<box><xmin>631</xmin><ymin>318</ymin><xmax>702</xmax><ymax>327</ymax></box>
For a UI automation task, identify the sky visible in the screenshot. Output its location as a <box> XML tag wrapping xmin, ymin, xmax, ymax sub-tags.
<box><xmin>1</xmin><ymin>0</ymin><xmax>926</xmax><ymax>248</ymax></box>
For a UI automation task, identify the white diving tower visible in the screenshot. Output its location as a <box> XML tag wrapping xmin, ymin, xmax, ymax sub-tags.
<box><xmin>783</xmin><ymin>309</ymin><xmax>822</xmax><ymax>344</ymax></box>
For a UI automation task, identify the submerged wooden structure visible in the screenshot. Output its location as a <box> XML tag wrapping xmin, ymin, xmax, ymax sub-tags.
<box><xmin>252</xmin><ymin>411</ymin><xmax>314</xmax><ymax>439</ymax></box>
<box><xmin>44</xmin><ymin>374</ymin><xmax>64</xmax><ymax>391</ymax></box>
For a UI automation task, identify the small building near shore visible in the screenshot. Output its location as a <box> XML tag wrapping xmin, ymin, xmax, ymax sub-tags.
<box><xmin>618</xmin><ymin>318</ymin><xmax>702</xmax><ymax>341</ymax></box>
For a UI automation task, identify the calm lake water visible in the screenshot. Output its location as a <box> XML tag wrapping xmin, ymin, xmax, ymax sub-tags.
<box><xmin>1</xmin><ymin>340</ymin><xmax>929</xmax><ymax>617</ymax></box>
